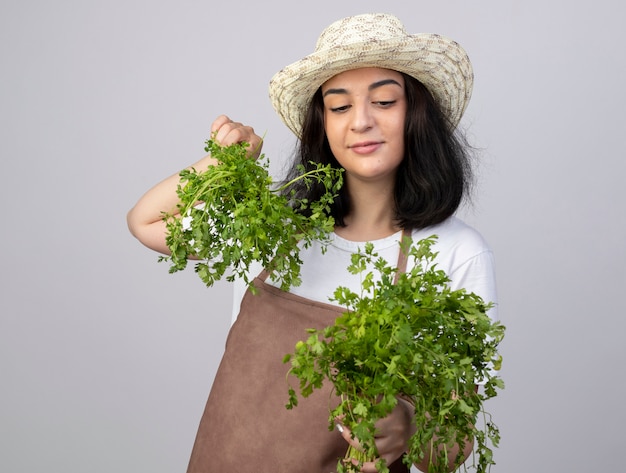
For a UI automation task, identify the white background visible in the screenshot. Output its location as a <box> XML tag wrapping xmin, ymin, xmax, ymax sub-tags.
<box><xmin>1</xmin><ymin>1</ymin><xmax>624</xmax><ymax>472</ymax></box>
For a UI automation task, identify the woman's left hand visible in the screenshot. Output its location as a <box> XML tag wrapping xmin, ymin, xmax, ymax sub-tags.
<box><xmin>337</xmin><ymin>397</ymin><xmax>416</xmax><ymax>472</ymax></box>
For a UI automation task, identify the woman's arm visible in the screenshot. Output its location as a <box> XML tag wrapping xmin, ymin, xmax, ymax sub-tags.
<box><xmin>126</xmin><ymin>115</ymin><xmax>262</xmax><ymax>255</ymax></box>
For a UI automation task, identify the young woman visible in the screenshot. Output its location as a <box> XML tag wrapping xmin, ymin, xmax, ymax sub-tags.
<box><xmin>127</xmin><ymin>13</ymin><xmax>497</xmax><ymax>473</ymax></box>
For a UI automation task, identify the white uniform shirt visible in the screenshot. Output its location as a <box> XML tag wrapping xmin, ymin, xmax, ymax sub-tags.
<box><xmin>231</xmin><ymin>216</ymin><xmax>497</xmax><ymax>324</ymax></box>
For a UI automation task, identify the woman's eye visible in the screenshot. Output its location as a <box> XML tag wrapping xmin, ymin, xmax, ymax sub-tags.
<box><xmin>375</xmin><ymin>100</ymin><xmax>396</xmax><ymax>107</ymax></box>
<box><xmin>329</xmin><ymin>105</ymin><xmax>350</xmax><ymax>113</ymax></box>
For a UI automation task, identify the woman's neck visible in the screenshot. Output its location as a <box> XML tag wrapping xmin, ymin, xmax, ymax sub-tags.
<box><xmin>334</xmin><ymin>179</ymin><xmax>400</xmax><ymax>242</ymax></box>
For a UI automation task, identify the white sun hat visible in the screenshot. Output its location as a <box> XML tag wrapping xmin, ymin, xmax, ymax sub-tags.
<box><xmin>269</xmin><ymin>13</ymin><xmax>474</xmax><ymax>137</ymax></box>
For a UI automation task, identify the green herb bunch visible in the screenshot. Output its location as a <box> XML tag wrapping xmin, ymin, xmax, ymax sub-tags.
<box><xmin>284</xmin><ymin>236</ymin><xmax>505</xmax><ymax>473</ymax></box>
<box><xmin>160</xmin><ymin>138</ymin><xmax>343</xmax><ymax>291</ymax></box>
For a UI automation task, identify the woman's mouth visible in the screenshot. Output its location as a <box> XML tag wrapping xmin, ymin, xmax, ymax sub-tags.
<box><xmin>349</xmin><ymin>141</ymin><xmax>382</xmax><ymax>155</ymax></box>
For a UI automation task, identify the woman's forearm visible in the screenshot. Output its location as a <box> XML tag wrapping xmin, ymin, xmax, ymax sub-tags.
<box><xmin>126</xmin><ymin>154</ymin><xmax>218</xmax><ymax>255</ymax></box>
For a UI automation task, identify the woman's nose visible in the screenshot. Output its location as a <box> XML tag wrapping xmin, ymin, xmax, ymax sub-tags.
<box><xmin>350</xmin><ymin>102</ymin><xmax>374</xmax><ymax>132</ymax></box>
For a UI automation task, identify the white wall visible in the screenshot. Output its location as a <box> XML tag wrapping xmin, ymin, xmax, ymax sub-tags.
<box><xmin>1</xmin><ymin>1</ymin><xmax>624</xmax><ymax>472</ymax></box>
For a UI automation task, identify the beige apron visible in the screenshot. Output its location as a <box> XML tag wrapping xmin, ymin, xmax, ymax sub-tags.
<box><xmin>187</xmin><ymin>240</ymin><xmax>410</xmax><ymax>473</ymax></box>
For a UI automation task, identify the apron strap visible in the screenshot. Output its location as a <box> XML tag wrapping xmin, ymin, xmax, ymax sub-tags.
<box><xmin>393</xmin><ymin>227</ymin><xmax>411</xmax><ymax>284</ymax></box>
<box><xmin>258</xmin><ymin>268</ymin><xmax>271</xmax><ymax>283</ymax></box>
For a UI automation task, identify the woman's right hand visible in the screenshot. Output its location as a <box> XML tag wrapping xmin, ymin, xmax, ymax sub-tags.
<box><xmin>210</xmin><ymin>114</ymin><xmax>263</xmax><ymax>159</ymax></box>
<box><xmin>126</xmin><ymin>115</ymin><xmax>262</xmax><ymax>255</ymax></box>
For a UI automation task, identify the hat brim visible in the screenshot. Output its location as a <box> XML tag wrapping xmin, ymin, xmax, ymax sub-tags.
<box><xmin>269</xmin><ymin>33</ymin><xmax>473</xmax><ymax>137</ymax></box>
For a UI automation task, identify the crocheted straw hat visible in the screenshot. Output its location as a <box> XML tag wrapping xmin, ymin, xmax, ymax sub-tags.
<box><xmin>269</xmin><ymin>13</ymin><xmax>473</xmax><ymax>137</ymax></box>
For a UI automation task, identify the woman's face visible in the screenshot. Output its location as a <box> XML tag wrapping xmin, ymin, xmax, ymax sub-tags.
<box><xmin>321</xmin><ymin>67</ymin><xmax>406</xmax><ymax>186</ymax></box>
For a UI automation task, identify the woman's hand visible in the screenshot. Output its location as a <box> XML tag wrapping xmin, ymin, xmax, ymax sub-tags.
<box><xmin>337</xmin><ymin>397</ymin><xmax>416</xmax><ymax>472</ymax></box>
<box><xmin>210</xmin><ymin>114</ymin><xmax>263</xmax><ymax>159</ymax></box>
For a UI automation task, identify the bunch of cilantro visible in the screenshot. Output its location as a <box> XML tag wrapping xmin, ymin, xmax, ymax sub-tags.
<box><xmin>284</xmin><ymin>236</ymin><xmax>505</xmax><ymax>473</ymax></box>
<box><xmin>160</xmin><ymin>138</ymin><xmax>343</xmax><ymax>291</ymax></box>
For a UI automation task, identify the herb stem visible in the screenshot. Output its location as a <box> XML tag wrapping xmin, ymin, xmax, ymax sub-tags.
<box><xmin>275</xmin><ymin>166</ymin><xmax>333</xmax><ymax>192</ymax></box>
